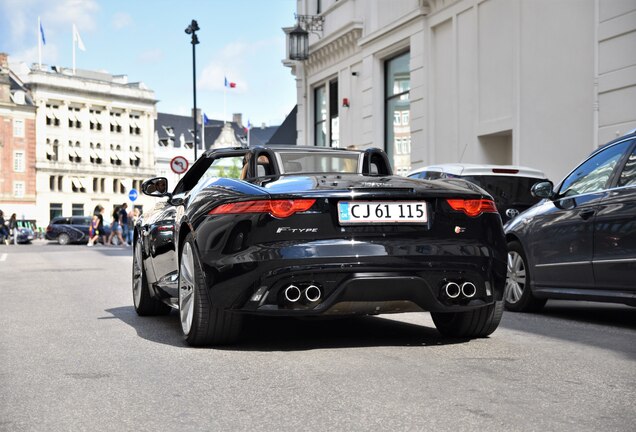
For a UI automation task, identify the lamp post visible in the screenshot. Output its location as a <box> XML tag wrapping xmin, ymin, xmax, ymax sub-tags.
<box><xmin>185</xmin><ymin>19</ymin><xmax>200</xmax><ymax>160</ymax></box>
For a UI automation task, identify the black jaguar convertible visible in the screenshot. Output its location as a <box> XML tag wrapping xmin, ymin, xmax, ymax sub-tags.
<box><xmin>133</xmin><ymin>146</ymin><xmax>507</xmax><ymax>346</ymax></box>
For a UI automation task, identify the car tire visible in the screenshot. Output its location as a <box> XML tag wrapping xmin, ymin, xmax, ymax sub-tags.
<box><xmin>57</xmin><ymin>233</ymin><xmax>70</xmax><ymax>245</ymax></box>
<box><xmin>179</xmin><ymin>233</ymin><xmax>242</xmax><ymax>346</ymax></box>
<box><xmin>504</xmin><ymin>241</ymin><xmax>547</xmax><ymax>312</ymax></box>
<box><xmin>132</xmin><ymin>241</ymin><xmax>171</xmax><ymax>316</ymax></box>
<box><xmin>431</xmin><ymin>301</ymin><xmax>504</xmax><ymax>338</ymax></box>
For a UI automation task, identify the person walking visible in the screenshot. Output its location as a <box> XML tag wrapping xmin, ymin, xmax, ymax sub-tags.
<box><xmin>0</xmin><ymin>210</ymin><xmax>9</xmax><ymax>244</ymax></box>
<box><xmin>127</xmin><ymin>207</ymin><xmax>138</xmax><ymax>245</ymax></box>
<box><xmin>118</xmin><ymin>203</ymin><xmax>130</xmax><ymax>246</ymax></box>
<box><xmin>87</xmin><ymin>205</ymin><xmax>104</xmax><ymax>246</ymax></box>
<box><xmin>8</xmin><ymin>213</ymin><xmax>18</xmax><ymax>245</ymax></box>
<box><xmin>108</xmin><ymin>206</ymin><xmax>126</xmax><ymax>246</ymax></box>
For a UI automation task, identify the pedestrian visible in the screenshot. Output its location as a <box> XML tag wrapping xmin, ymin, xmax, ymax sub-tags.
<box><xmin>87</xmin><ymin>206</ymin><xmax>103</xmax><ymax>246</ymax></box>
<box><xmin>118</xmin><ymin>203</ymin><xmax>130</xmax><ymax>245</ymax></box>
<box><xmin>127</xmin><ymin>207</ymin><xmax>139</xmax><ymax>245</ymax></box>
<box><xmin>107</xmin><ymin>206</ymin><xmax>126</xmax><ymax>246</ymax></box>
<box><xmin>0</xmin><ymin>210</ymin><xmax>9</xmax><ymax>244</ymax></box>
<box><xmin>8</xmin><ymin>213</ymin><xmax>18</xmax><ymax>245</ymax></box>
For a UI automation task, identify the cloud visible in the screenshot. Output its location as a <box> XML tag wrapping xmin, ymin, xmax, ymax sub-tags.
<box><xmin>0</xmin><ymin>0</ymin><xmax>98</xmax><ymax>65</ymax></box>
<box><xmin>112</xmin><ymin>12</ymin><xmax>133</xmax><ymax>30</ymax></box>
<box><xmin>138</xmin><ymin>48</ymin><xmax>164</xmax><ymax>64</ymax></box>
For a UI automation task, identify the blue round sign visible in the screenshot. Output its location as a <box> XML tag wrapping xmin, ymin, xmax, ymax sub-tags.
<box><xmin>128</xmin><ymin>188</ymin><xmax>138</xmax><ymax>202</ymax></box>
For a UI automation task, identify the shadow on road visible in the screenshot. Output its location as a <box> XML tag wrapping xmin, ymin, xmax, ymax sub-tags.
<box><xmin>501</xmin><ymin>300</ymin><xmax>636</xmax><ymax>359</ymax></box>
<box><xmin>104</xmin><ymin>306</ymin><xmax>468</xmax><ymax>351</ymax></box>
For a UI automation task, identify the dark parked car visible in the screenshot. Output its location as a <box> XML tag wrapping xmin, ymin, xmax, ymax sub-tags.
<box><xmin>504</xmin><ymin>132</ymin><xmax>636</xmax><ymax>310</ymax></box>
<box><xmin>46</xmin><ymin>216</ymin><xmax>92</xmax><ymax>244</ymax></box>
<box><xmin>134</xmin><ymin>146</ymin><xmax>508</xmax><ymax>346</ymax></box>
<box><xmin>408</xmin><ymin>163</ymin><xmax>548</xmax><ymax>223</ymax></box>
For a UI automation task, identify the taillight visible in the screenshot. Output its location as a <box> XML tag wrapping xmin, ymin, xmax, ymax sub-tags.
<box><xmin>446</xmin><ymin>199</ymin><xmax>498</xmax><ymax>217</ymax></box>
<box><xmin>209</xmin><ymin>199</ymin><xmax>316</xmax><ymax>219</ymax></box>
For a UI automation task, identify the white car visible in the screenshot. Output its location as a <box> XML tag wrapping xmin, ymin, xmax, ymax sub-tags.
<box><xmin>408</xmin><ymin>163</ymin><xmax>548</xmax><ymax>222</ymax></box>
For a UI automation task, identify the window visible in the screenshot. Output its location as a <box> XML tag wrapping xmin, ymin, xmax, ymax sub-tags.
<box><xmin>313</xmin><ymin>80</ymin><xmax>339</xmax><ymax>148</ymax></box>
<box><xmin>68</xmin><ymin>141</ymin><xmax>82</xmax><ymax>163</ymax></box>
<box><xmin>89</xmin><ymin>109</ymin><xmax>102</xmax><ymax>131</ymax></box>
<box><xmin>72</xmin><ymin>204</ymin><xmax>84</xmax><ymax>216</ymax></box>
<box><xmin>13</xmin><ymin>151</ymin><xmax>25</xmax><ymax>172</ymax></box>
<box><xmin>13</xmin><ymin>181</ymin><xmax>25</xmax><ymax>198</ymax></box>
<box><xmin>385</xmin><ymin>51</ymin><xmax>411</xmax><ymax>174</ymax></box>
<box><xmin>68</xmin><ymin>107</ymin><xmax>81</xmax><ymax>129</ymax></box>
<box><xmin>559</xmin><ymin>141</ymin><xmax>632</xmax><ymax>197</ymax></box>
<box><xmin>314</xmin><ymin>86</ymin><xmax>327</xmax><ymax>146</ymax></box>
<box><xmin>617</xmin><ymin>144</ymin><xmax>636</xmax><ymax>187</ymax></box>
<box><xmin>50</xmin><ymin>203</ymin><xmax>63</xmax><ymax>220</ymax></box>
<box><xmin>13</xmin><ymin>119</ymin><xmax>25</xmax><ymax>137</ymax></box>
<box><xmin>110</xmin><ymin>144</ymin><xmax>122</xmax><ymax>166</ymax></box>
<box><xmin>130</xmin><ymin>146</ymin><xmax>141</xmax><ymax>167</ymax></box>
<box><xmin>46</xmin><ymin>104</ymin><xmax>61</xmax><ymax>127</ymax></box>
<box><xmin>47</xmin><ymin>139</ymin><xmax>59</xmax><ymax>161</ymax></box>
<box><xmin>71</xmin><ymin>177</ymin><xmax>87</xmax><ymax>193</ymax></box>
<box><xmin>110</xmin><ymin>112</ymin><xmax>122</xmax><ymax>133</ymax></box>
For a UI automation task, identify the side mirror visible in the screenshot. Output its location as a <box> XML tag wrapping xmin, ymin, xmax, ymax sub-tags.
<box><xmin>142</xmin><ymin>177</ymin><xmax>170</xmax><ymax>197</ymax></box>
<box><xmin>531</xmin><ymin>181</ymin><xmax>554</xmax><ymax>199</ymax></box>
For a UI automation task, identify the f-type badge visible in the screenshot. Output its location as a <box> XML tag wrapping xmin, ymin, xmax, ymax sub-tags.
<box><xmin>276</xmin><ymin>227</ymin><xmax>319</xmax><ymax>234</ymax></box>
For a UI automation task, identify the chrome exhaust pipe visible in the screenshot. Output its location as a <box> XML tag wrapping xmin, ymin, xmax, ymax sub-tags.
<box><xmin>444</xmin><ymin>282</ymin><xmax>461</xmax><ymax>299</ymax></box>
<box><xmin>284</xmin><ymin>285</ymin><xmax>302</xmax><ymax>303</ymax></box>
<box><xmin>461</xmin><ymin>282</ymin><xmax>477</xmax><ymax>298</ymax></box>
<box><xmin>304</xmin><ymin>285</ymin><xmax>322</xmax><ymax>303</ymax></box>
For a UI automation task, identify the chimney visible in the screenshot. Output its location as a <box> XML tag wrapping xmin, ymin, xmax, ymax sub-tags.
<box><xmin>0</xmin><ymin>52</ymin><xmax>11</xmax><ymax>103</ymax></box>
<box><xmin>232</xmin><ymin>113</ymin><xmax>243</xmax><ymax>127</ymax></box>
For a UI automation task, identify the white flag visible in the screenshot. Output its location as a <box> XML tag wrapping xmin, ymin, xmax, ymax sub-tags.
<box><xmin>73</xmin><ymin>24</ymin><xmax>86</xmax><ymax>51</ymax></box>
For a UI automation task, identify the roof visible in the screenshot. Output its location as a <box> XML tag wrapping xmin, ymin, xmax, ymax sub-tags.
<box><xmin>267</xmin><ymin>105</ymin><xmax>297</xmax><ymax>145</ymax></box>
<box><xmin>155</xmin><ymin>112</ymin><xmax>247</xmax><ymax>149</ymax></box>
<box><xmin>408</xmin><ymin>163</ymin><xmax>547</xmax><ymax>179</ymax></box>
<box><xmin>248</xmin><ymin>125</ymin><xmax>279</xmax><ymax>147</ymax></box>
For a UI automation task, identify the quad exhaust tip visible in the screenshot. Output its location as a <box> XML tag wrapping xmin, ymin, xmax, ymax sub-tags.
<box><xmin>284</xmin><ymin>285</ymin><xmax>302</xmax><ymax>303</ymax></box>
<box><xmin>461</xmin><ymin>282</ymin><xmax>476</xmax><ymax>298</ymax></box>
<box><xmin>304</xmin><ymin>285</ymin><xmax>322</xmax><ymax>303</ymax></box>
<box><xmin>444</xmin><ymin>282</ymin><xmax>461</xmax><ymax>299</ymax></box>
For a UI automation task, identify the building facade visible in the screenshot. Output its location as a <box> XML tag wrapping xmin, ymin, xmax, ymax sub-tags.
<box><xmin>25</xmin><ymin>66</ymin><xmax>157</xmax><ymax>227</ymax></box>
<box><xmin>0</xmin><ymin>53</ymin><xmax>37</xmax><ymax>221</ymax></box>
<box><xmin>286</xmin><ymin>0</ymin><xmax>636</xmax><ymax>181</ymax></box>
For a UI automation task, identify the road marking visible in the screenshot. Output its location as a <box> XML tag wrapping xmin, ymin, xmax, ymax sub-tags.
<box><xmin>0</xmin><ymin>253</ymin><xmax>7</xmax><ymax>262</ymax></box>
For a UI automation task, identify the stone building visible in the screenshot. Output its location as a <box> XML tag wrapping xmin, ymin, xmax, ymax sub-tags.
<box><xmin>24</xmin><ymin>65</ymin><xmax>157</xmax><ymax>227</ymax></box>
<box><xmin>0</xmin><ymin>53</ymin><xmax>37</xmax><ymax>222</ymax></box>
<box><xmin>285</xmin><ymin>0</ymin><xmax>636</xmax><ymax>181</ymax></box>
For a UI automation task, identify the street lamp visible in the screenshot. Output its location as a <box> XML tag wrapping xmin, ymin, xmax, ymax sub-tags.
<box><xmin>287</xmin><ymin>14</ymin><xmax>324</xmax><ymax>62</ymax></box>
<box><xmin>185</xmin><ymin>19</ymin><xmax>200</xmax><ymax>160</ymax></box>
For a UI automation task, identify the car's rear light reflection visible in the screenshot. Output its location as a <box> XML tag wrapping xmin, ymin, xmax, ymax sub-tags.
<box><xmin>209</xmin><ymin>199</ymin><xmax>316</xmax><ymax>219</ymax></box>
<box><xmin>446</xmin><ymin>199</ymin><xmax>498</xmax><ymax>217</ymax></box>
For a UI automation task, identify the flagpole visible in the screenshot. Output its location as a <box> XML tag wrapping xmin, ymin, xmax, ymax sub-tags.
<box><xmin>38</xmin><ymin>17</ymin><xmax>42</xmax><ymax>69</ymax></box>
<box><xmin>201</xmin><ymin>115</ymin><xmax>205</xmax><ymax>153</ymax></box>
<box><xmin>72</xmin><ymin>25</ymin><xmax>76</xmax><ymax>74</ymax></box>
<box><xmin>223</xmin><ymin>84</ymin><xmax>227</xmax><ymax>124</ymax></box>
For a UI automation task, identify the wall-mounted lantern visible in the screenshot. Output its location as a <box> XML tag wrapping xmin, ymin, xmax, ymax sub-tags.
<box><xmin>287</xmin><ymin>14</ymin><xmax>325</xmax><ymax>62</ymax></box>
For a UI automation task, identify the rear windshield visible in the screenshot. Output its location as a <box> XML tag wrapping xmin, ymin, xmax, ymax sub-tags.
<box><xmin>277</xmin><ymin>151</ymin><xmax>359</xmax><ymax>174</ymax></box>
<box><xmin>460</xmin><ymin>175</ymin><xmax>543</xmax><ymax>207</ymax></box>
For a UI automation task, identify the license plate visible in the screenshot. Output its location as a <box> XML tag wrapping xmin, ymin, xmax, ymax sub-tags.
<box><xmin>338</xmin><ymin>201</ymin><xmax>428</xmax><ymax>224</ymax></box>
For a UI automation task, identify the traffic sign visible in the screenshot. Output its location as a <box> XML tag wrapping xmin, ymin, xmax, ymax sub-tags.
<box><xmin>129</xmin><ymin>189</ymin><xmax>138</xmax><ymax>202</ymax></box>
<box><xmin>170</xmin><ymin>156</ymin><xmax>189</xmax><ymax>174</ymax></box>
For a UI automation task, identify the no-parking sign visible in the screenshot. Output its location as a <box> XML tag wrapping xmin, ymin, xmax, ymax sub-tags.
<box><xmin>170</xmin><ymin>156</ymin><xmax>189</xmax><ymax>174</ymax></box>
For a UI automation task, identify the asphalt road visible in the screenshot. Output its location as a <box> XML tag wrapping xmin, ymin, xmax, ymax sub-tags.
<box><xmin>1</xmin><ymin>241</ymin><xmax>635</xmax><ymax>431</ymax></box>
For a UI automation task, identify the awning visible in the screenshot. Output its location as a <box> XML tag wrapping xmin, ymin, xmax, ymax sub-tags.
<box><xmin>78</xmin><ymin>177</ymin><xmax>88</xmax><ymax>189</ymax></box>
<box><xmin>71</xmin><ymin>177</ymin><xmax>82</xmax><ymax>189</ymax></box>
<box><xmin>68</xmin><ymin>148</ymin><xmax>79</xmax><ymax>158</ymax></box>
<box><xmin>68</xmin><ymin>112</ymin><xmax>77</xmax><ymax>122</ymax></box>
<box><xmin>89</xmin><ymin>148</ymin><xmax>99</xmax><ymax>159</ymax></box>
<box><xmin>95</xmin><ymin>149</ymin><xmax>104</xmax><ymax>159</ymax></box>
<box><xmin>132</xmin><ymin>151</ymin><xmax>142</xmax><ymax>159</ymax></box>
<box><xmin>47</xmin><ymin>110</ymin><xmax>59</xmax><ymax>119</ymax></box>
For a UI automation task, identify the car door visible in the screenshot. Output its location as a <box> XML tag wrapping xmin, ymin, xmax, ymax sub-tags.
<box><xmin>528</xmin><ymin>140</ymin><xmax>633</xmax><ymax>289</ymax></box>
<box><xmin>592</xmin><ymin>139</ymin><xmax>636</xmax><ymax>291</ymax></box>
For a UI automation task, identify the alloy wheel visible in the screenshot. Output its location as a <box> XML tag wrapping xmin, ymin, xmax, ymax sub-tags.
<box><xmin>179</xmin><ymin>243</ymin><xmax>196</xmax><ymax>336</ymax></box>
<box><xmin>132</xmin><ymin>242</ymin><xmax>143</xmax><ymax>308</ymax></box>
<box><xmin>505</xmin><ymin>251</ymin><xmax>526</xmax><ymax>304</ymax></box>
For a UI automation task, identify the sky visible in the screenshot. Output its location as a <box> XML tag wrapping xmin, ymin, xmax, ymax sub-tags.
<box><xmin>0</xmin><ymin>0</ymin><xmax>298</xmax><ymax>127</ymax></box>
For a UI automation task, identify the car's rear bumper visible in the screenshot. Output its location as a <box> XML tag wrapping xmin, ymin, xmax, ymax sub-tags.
<box><xmin>197</xmin><ymin>239</ymin><xmax>507</xmax><ymax>316</ymax></box>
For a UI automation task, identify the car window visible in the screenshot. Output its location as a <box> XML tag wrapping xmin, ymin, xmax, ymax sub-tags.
<box><xmin>410</xmin><ymin>171</ymin><xmax>444</xmax><ymax>180</ymax></box>
<box><xmin>617</xmin><ymin>145</ymin><xmax>636</xmax><ymax>187</ymax></box>
<box><xmin>53</xmin><ymin>218</ymin><xmax>71</xmax><ymax>225</ymax></box>
<box><xmin>200</xmin><ymin>155</ymin><xmax>243</xmax><ymax>181</ymax></box>
<box><xmin>278</xmin><ymin>151</ymin><xmax>359</xmax><ymax>174</ymax></box>
<box><xmin>461</xmin><ymin>175</ymin><xmax>542</xmax><ymax>207</ymax></box>
<box><xmin>71</xmin><ymin>217</ymin><xmax>91</xmax><ymax>225</ymax></box>
<box><xmin>559</xmin><ymin>141</ymin><xmax>632</xmax><ymax>197</ymax></box>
